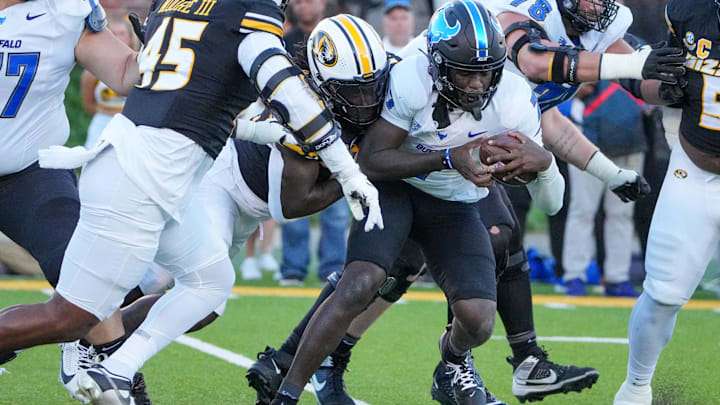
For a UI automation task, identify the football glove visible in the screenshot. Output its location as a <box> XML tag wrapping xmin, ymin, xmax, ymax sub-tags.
<box><xmin>608</xmin><ymin>169</ymin><xmax>651</xmax><ymax>203</ymax></box>
<box><xmin>641</xmin><ymin>42</ymin><xmax>686</xmax><ymax>84</ymax></box>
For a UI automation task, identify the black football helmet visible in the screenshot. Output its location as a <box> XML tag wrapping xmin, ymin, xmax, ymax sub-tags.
<box><xmin>427</xmin><ymin>0</ymin><xmax>506</xmax><ymax>121</ymax></box>
<box><xmin>558</xmin><ymin>0</ymin><xmax>619</xmax><ymax>33</ymax></box>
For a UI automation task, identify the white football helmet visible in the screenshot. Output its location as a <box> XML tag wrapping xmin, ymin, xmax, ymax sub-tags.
<box><xmin>307</xmin><ymin>15</ymin><xmax>390</xmax><ymax>127</ymax></box>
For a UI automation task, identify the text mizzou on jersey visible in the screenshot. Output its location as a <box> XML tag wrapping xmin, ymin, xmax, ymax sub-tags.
<box><xmin>122</xmin><ymin>0</ymin><xmax>285</xmax><ymax>159</ymax></box>
<box><xmin>665</xmin><ymin>0</ymin><xmax>720</xmax><ymax>153</ymax></box>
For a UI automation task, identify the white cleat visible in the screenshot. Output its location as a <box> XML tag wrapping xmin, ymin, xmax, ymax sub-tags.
<box><xmin>241</xmin><ymin>257</ymin><xmax>262</xmax><ymax>280</ymax></box>
<box><xmin>59</xmin><ymin>340</ymin><xmax>96</xmax><ymax>403</ymax></box>
<box><xmin>259</xmin><ymin>253</ymin><xmax>279</xmax><ymax>272</ymax></box>
<box><xmin>75</xmin><ymin>365</ymin><xmax>135</xmax><ymax>405</ymax></box>
<box><xmin>614</xmin><ymin>380</ymin><xmax>652</xmax><ymax>405</ymax></box>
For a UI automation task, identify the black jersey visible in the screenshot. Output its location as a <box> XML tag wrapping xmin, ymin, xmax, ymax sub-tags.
<box><xmin>666</xmin><ymin>0</ymin><xmax>720</xmax><ymax>153</ymax></box>
<box><xmin>123</xmin><ymin>0</ymin><xmax>284</xmax><ymax>159</ymax></box>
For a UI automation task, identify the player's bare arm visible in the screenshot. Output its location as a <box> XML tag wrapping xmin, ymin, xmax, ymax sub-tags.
<box><xmin>278</xmin><ymin>148</ymin><xmax>343</xmax><ymax>219</ymax></box>
<box><xmin>357</xmin><ymin>118</ymin><xmax>493</xmax><ymax>187</ymax></box>
<box><xmin>75</xmin><ymin>28</ymin><xmax>138</xmax><ymax>97</ymax></box>
<box><xmin>498</xmin><ymin>11</ymin><xmax>684</xmax><ymax>86</ymax></box>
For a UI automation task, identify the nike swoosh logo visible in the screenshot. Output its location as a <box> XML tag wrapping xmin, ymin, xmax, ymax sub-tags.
<box><xmin>311</xmin><ymin>374</ymin><xmax>327</xmax><ymax>392</ymax></box>
<box><xmin>527</xmin><ymin>369</ymin><xmax>557</xmax><ymax>385</ymax></box>
<box><xmin>26</xmin><ymin>13</ymin><xmax>46</xmax><ymax>20</ymax></box>
<box><xmin>271</xmin><ymin>359</ymin><xmax>281</xmax><ymax>375</ymax></box>
<box><xmin>468</xmin><ymin>130</ymin><xmax>488</xmax><ymax>138</ymax></box>
<box><xmin>60</xmin><ymin>366</ymin><xmax>75</xmax><ymax>384</ymax></box>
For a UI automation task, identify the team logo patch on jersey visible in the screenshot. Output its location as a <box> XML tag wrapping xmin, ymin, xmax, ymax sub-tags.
<box><xmin>673</xmin><ymin>169</ymin><xmax>688</xmax><ymax>179</ymax></box>
<box><xmin>684</xmin><ymin>32</ymin><xmax>696</xmax><ymax>51</ymax></box>
<box><xmin>313</xmin><ymin>31</ymin><xmax>338</xmax><ymax>67</ymax></box>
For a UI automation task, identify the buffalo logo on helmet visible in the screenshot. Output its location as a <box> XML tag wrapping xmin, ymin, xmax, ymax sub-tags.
<box><xmin>428</xmin><ymin>5</ymin><xmax>461</xmax><ymax>45</ymax></box>
<box><xmin>684</xmin><ymin>31</ymin><xmax>696</xmax><ymax>51</ymax></box>
<box><xmin>673</xmin><ymin>169</ymin><xmax>688</xmax><ymax>179</ymax></box>
<box><xmin>313</xmin><ymin>31</ymin><xmax>338</xmax><ymax>67</ymax></box>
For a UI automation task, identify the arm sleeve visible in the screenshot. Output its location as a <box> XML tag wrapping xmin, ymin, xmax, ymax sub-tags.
<box><xmin>237</xmin><ymin>32</ymin><xmax>332</xmax><ymax>141</ymax></box>
<box><xmin>525</xmin><ymin>156</ymin><xmax>565</xmax><ymax>215</ymax></box>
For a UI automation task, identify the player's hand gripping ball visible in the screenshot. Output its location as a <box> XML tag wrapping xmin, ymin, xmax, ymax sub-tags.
<box><xmin>478</xmin><ymin>133</ymin><xmax>538</xmax><ymax>186</ymax></box>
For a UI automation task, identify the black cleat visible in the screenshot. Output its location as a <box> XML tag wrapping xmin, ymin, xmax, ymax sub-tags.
<box><xmin>0</xmin><ymin>350</ymin><xmax>21</xmax><ymax>366</ymax></box>
<box><xmin>246</xmin><ymin>346</ymin><xmax>294</xmax><ymax>405</ymax></box>
<box><xmin>131</xmin><ymin>372</ymin><xmax>153</xmax><ymax>405</ymax></box>
<box><xmin>432</xmin><ymin>361</ymin><xmax>507</xmax><ymax>405</ymax></box>
<box><xmin>443</xmin><ymin>352</ymin><xmax>487</xmax><ymax>405</ymax></box>
<box><xmin>311</xmin><ymin>354</ymin><xmax>355</xmax><ymax>405</ymax></box>
<box><xmin>508</xmin><ymin>348</ymin><xmax>599</xmax><ymax>403</ymax></box>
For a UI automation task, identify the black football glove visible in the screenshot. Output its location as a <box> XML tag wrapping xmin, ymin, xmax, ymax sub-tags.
<box><xmin>128</xmin><ymin>12</ymin><xmax>146</xmax><ymax>45</ymax></box>
<box><xmin>659</xmin><ymin>73</ymin><xmax>688</xmax><ymax>106</ymax></box>
<box><xmin>611</xmin><ymin>174</ymin><xmax>651</xmax><ymax>203</ymax></box>
<box><xmin>641</xmin><ymin>41</ymin><xmax>686</xmax><ymax>85</ymax></box>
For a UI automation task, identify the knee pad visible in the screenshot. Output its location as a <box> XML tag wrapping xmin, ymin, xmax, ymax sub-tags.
<box><xmin>643</xmin><ymin>278</ymin><xmax>691</xmax><ymax>307</ymax></box>
<box><xmin>176</xmin><ymin>258</ymin><xmax>235</xmax><ymax>301</ymax></box>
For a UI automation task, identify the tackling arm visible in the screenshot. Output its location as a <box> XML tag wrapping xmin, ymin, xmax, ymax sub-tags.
<box><xmin>278</xmin><ymin>148</ymin><xmax>343</xmax><ymax>219</ymax></box>
<box><xmin>498</xmin><ymin>12</ymin><xmax>685</xmax><ymax>86</ymax></box>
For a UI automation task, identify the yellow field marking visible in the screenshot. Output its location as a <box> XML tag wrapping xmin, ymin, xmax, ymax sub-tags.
<box><xmin>2</xmin><ymin>280</ymin><xmax>719</xmax><ymax>311</ymax></box>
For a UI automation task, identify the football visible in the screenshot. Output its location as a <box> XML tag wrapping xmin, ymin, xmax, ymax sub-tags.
<box><xmin>478</xmin><ymin>134</ymin><xmax>536</xmax><ymax>186</ymax></box>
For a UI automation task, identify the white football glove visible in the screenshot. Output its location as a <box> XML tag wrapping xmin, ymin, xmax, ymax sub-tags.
<box><xmin>339</xmin><ymin>171</ymin><xmax>384</xmax><ymax>232</ymax></box>
<box><xmin>234</xmin><ymin>118</ymin><xmax>297</xmax><ymax>145</ymax></box>
<box><xmin>317</xmin><ymin>139</ymin><xmax>384</xmax><ymax>232</ymax></box>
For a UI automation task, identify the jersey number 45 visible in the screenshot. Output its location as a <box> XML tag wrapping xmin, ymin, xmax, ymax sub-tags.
<box><xmin>138</xmin><ymin>17</ymin><xmax>208</xmax><ymax>91</ymax></box>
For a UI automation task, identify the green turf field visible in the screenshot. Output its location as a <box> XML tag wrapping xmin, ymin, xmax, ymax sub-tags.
<box><xmin>0</xmin><ymin>286</ymin><xmax>718</xmax><ymax>405</ymax></box>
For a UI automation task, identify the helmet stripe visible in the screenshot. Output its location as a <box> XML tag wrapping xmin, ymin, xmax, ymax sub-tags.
<box><xmin>329</xmin><ymin>18</ymin><xmax>362</xmax><ymax>75</ymax></box>
<box><xmin>337</xmin><ymin>15</ymin><xmax>373</xmax><ymax>74</ymax></box>
<box><xmin>460</xmin><ymin>0</ymin><xmax>488</xmax><ymax>59</ymax></box>
<box><xmin>347</xmin><ymin>15</ymin><xmax>377</xmax><ymax>71</ymax></box>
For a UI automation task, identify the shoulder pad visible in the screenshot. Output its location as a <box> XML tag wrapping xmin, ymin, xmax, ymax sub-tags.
<box><xmin>389</xmin><ymin>55</ymin><xmax>432</xmax><ymax>112</ymax></box>
<box><xmin>85</xmin><ymin>1</ymin><xmax>107</xmax><ymax>33</ymax></box>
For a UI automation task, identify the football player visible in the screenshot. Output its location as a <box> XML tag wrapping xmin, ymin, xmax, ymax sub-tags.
<box><xmin>269</xmin><ymin>2</ymin><xmax>565</xmax><ymax>404</ymax></box>
<box><xmin>0</xmin><ymin>0</ymin><xmax>155</xmax><ymax>402</ymax></box>
<box><xmin>614</xmin><ymin>1</ymin><xmax>720</xmax><ymax>404</ymax></box>
<box><xmin>0</xmin><ymin>1</ymin><xmax>383</xmax><ymax>404</ymax></box>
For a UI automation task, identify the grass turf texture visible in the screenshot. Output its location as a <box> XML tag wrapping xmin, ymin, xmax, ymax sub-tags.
<box><xmin>1</xmin><ymin>289</ymin><xmax>719</xmax><ymax>404</ymax></box>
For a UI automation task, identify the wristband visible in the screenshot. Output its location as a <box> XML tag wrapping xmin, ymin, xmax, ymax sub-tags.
<box><xmin>442</xmin><ymin>148</ymin><xmax>454</xmax><ymax>169</ymax></box>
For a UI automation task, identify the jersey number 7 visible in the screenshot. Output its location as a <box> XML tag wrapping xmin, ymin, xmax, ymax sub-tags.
<box><xmin>0</xmin><ymin>52</ymin><xmax>40</xmax><ymax>118</ymax></box>
<box><xmin>138</xmin><ymin>17</ymin><xmax>209</xmax><ymax>91</ymax></box>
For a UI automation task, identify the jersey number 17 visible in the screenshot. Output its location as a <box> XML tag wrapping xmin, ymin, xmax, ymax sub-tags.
<box><xmin>0</xmin><ymin>52</ymin><xmax>39</xmax><ymax>118</ymax></box>
<box><xmin>138</xmin><ymin>17</ymin><xmax>209</xmax><ymax>91</ymax></box>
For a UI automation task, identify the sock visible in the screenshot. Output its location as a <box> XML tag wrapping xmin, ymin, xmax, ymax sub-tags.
<box><xmin>277</xmin><ymin>380</ymin><xmax>303</xmax><ymax>401</ymax></box>
<box><xmin>497</xmin><ymin>266</ymin><xmax>535</xmax><ymax>339</ymax></box>
<box><xmin>103</xmin><ymin>260</ymin><xmax>233</xmax><ymax>380</ymax></box>
<box><xmin>440</xmin><ymin>328</ymin><xmax>466</xmax><ymax>364</ymax></box>
<box><xmin>280</xmin><ymin>282</ymin><xmax>335</xmax><ymax>356</ymax></box>
<box><xmin>93</xmin><ymin>335</ymin><xmax>129</xmax><ymax>359</ymax></box>
<box><xmin>507</xmin><ymin>330</ymin><xmax>538</xmax><ymax>360</ymax></box>
<box><xmin>333</xmin><ymin>333</ymin><xmax>359</xmax><ymax>358</ymax></box>
<box><xmin>626</xmin><ymin>293</ymin><xmax>681</xmax><ymax>386</ymax></box>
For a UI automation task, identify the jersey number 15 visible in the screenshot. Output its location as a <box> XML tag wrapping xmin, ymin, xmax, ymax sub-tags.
<box><xmin>138</xmin><ymin>17</ymin><xmax>209</xmax><ymax>91</ymax></box>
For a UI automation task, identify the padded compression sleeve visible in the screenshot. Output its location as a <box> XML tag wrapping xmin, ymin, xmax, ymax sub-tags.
<box><xmin>237</xmin><ymin>32</ymin><xmax>332</xmax><ymax>141</ymax></box>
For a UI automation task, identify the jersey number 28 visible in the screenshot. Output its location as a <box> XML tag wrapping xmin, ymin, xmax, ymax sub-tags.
<box><xmin>0</xmin><ymin>52</ymin><xmax>39</xmax><ymax>118</ymax></box>
<box><xmin>138</xmin><ymin>17</ymin><xmax>209</xmax><ymax>91</ymax></box>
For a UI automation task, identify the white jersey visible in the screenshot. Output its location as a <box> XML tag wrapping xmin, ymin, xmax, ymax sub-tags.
<box><xmin>0</xmin><ymin>0</ymin><xmax>91</xmax><ymax>175</ymax></box>
<box><xmin>485</xmin><ymin>0</ymin><xmax>632</xmax><ymax>111</ymax></box>
<box><xmin>381</xmin><ymin>54</ymin><xmax>542</xmax><ymax>203</ymax></box>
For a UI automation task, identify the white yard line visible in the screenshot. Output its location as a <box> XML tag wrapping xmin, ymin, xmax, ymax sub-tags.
<box><xmin>490</xmin><ymin>335</ymin><xmax>628</xmax><ymax>344</ymax></box>
<box><xmin>176</xmin><ymin>335</ymin><xmax>371</xmax><ymax>405</ymax></box>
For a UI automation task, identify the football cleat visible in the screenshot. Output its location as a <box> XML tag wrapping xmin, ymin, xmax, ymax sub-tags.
<box><xmin>604</xmin><ymin>281</ymin><xmax>640</xmax><ymax>298</ymax></box>
<box><xmin>59</xmin><ymin>340</ymin><xmax>97</xmax><ymax>403</ymax></box>
<box><xmin>613</xmin><ymin>380</ymin><xmax>652</xmax><ymax>405</ymax></box>
<box><xmin>75</xmin><ymin>364</ymin><xmax>135</xmax><ymax>405</ymax></box>
<box><xmin>508</xmin><ymin>348</ymin><xmax>599</xmax><ymax>403</ymax></box>
<box><xmin>311</xmin><ymin>354</ymin><xmax>355</xmax><ymax>405</ymax></box>
<box><xmin>131</xmin><ymin>373</ymin><xmax>153</xmax><ymax>405</ymax></box>
<box><xmin>565</xmin><ymin>278</ymin><xmax>587</xmax><ymax>296</ymax></box>
<box><xmin>443</xmin><ymin>352</ymin><xmax>487</xmax><ymax>405</ymax></box>
<box><xmin>0</xmin><ymin>349</ymin><xmax>22</xmax><ymax>366</ymax></box>
<box><xmin>431</xmin><ymin>361</ymin><xmax>507</xmax><ymax>405</ymax></box>
<box><xmin>246</xmin><ymin>346</ymin><xmax>294</xmax><ymax>405</ymax></box>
